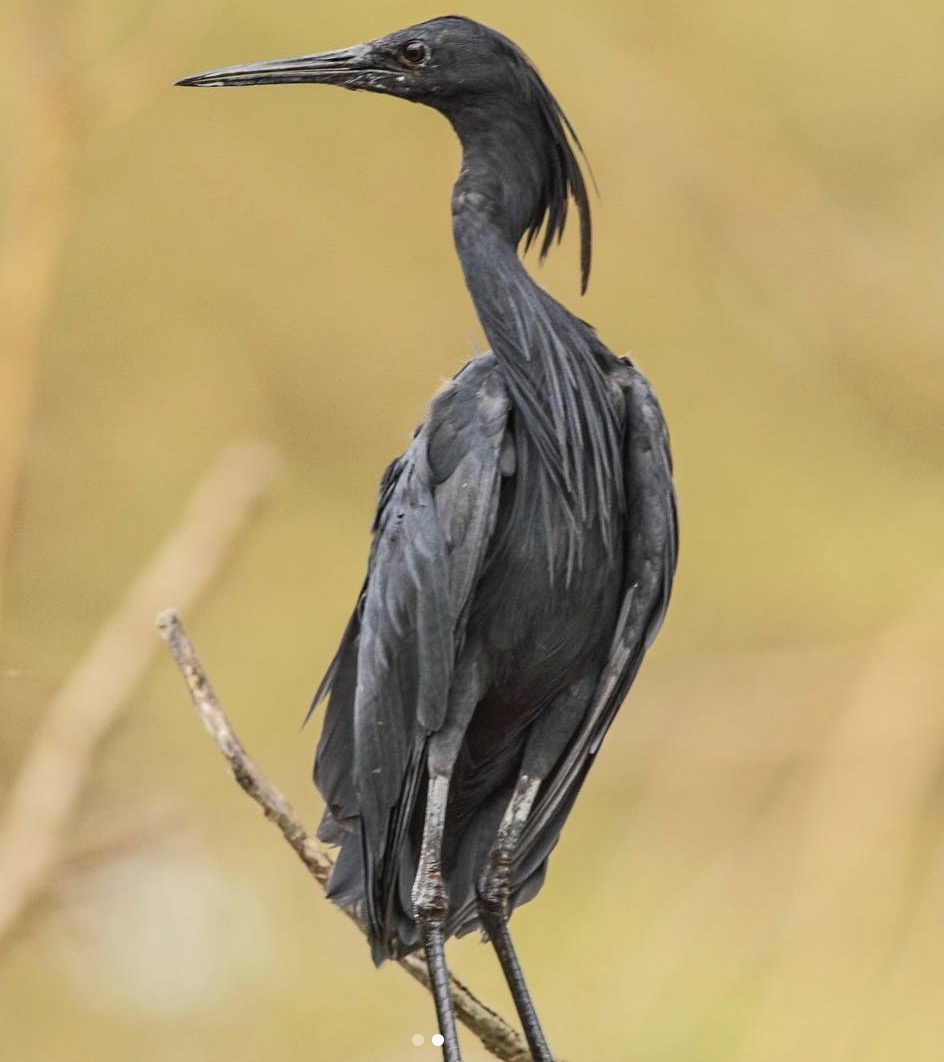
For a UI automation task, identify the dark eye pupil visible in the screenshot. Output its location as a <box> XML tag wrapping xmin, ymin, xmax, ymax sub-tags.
<box><xmin>403</xmin><ymin>41</ymin><xmax>427</xmax><ymax>64</ymax></box>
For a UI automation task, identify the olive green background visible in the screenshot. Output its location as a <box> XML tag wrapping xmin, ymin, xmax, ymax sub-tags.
<box><xmin>2</xmin><ymin>1</ymin><xmax>943</xmax><ymax>1060</ymax></box>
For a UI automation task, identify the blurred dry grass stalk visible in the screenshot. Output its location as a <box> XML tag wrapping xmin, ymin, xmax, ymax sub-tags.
<box><xmin>0</xmin><ymin>4</ymin><xmax>80</xmax><ymax>619</ymax></box>
<box><xmin>594</xmin><ymin>599</ymin><xmax>944</xmax><ymax>1060</ymax></box>
<box><xmin>0</xmin><ymin>0</ymin><xmax>225</xmax><ymax>619</ymax></box>
<box><xmin>0</xmin><ymin>441</ymin><xmax>278</xmax><ymax>951</ymax></box>
<box><xmin>731</xmin><ymin>586</ymin><xmax>944</xmax><ymax>1062</ymax></box>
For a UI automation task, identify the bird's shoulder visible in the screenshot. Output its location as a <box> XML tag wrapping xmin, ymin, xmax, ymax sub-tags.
<box><xmin>609</xmin><ymin>356</ymin><xmax>674</xmax><ymax>465</ymax></box>
<box><xmin>370</xmin><ymin>353</ymin><xmax>511</xmax><ymax>538</ymax></box>
<box><xmin>424</xmin><ymin>354</ymin><xmax>510</xmax><ymax>482</ymax></box>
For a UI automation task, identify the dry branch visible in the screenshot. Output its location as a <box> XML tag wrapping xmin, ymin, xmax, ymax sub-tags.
<box><xmin>0</xmin><ymin>441</ymin><xmax>279</xmax><ymax>952</ymax></box>
<box><xmin>157</xmin><ymin>609</ymin><xmax>543</xmax><ymax>1062</ymax></box>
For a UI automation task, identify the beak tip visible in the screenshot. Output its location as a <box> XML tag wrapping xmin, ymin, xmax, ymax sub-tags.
<box><xmin>175</xmin><ymin>73</ymin><xmax>246</xmax><ymax>88</ymax></box>
<box><xmin>176</xmin><ymin>72</ymin><xmax>224</xmax><ymax>87</ymax></box>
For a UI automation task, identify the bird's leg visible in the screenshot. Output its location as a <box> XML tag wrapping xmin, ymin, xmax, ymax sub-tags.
<box><xmin>476</xmin><ymin>774</ymin><xmax>554</xmax><ymax>1062</ymax></box>
<box><xmin>477</xmin><ymin>774</ymin><xmax>541</xmax><ymax>916</ymax></box>
<box><xmin>413</xmin><ymin>773</ymin><xmax>462</xmax><ymax>1062</ymax></box>
<box><xmin>477</xmin><ymin>680</ymin><xmax>593</xmax><ymax>1061</ymax></box>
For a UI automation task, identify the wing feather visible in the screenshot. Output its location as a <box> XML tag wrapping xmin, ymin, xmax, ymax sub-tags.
<box><xmin>511</xmin><ymin>359</ymin><xmax>677</xmax><ymax>885</ymax></box>
<box><xmin>311</xmin><ymin>355</ymin><xmax>510</xmax><ymax>956</ymax></box>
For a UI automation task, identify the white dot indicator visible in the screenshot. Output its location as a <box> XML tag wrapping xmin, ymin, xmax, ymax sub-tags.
<box><xmin>432</xmin><ymin>1034</ymin><xmax>445</xmax><ymax>1047</ymax></box>
<box><xmin>411</xmin><ymin>1034</ymin><xmax>424</xmax><ymax>1046</ymax></box>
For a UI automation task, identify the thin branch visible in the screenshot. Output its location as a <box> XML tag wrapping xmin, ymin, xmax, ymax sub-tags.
<box><xmin>157</xmin><ymin>610</ymin><xmax>541</xmax><ymax>1062</ymax></box>
<box><xmin>0</xmin><ymin>441</ymin><xmax>279</xmax><ymax>952</ymax></box>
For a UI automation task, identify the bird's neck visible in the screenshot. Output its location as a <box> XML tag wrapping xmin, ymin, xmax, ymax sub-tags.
<box><xmin>450</xmin><ymin>173</ymin><xmax>623</xmax><ymax>570</ymax></box>
<box><xmin>447</xmin><ymin>103</ymin><xmax>550</xmax><ymax>250</ymax></box>
<box><xmin>448</xmin><ymin>111</ymin><xmax>571</xmax><ymax>358</ymax></box>
<box><xmin>451</xmin><ymin>185</ymin><xmax>585</xmax><ymax>410</ymax></box>
<box><xmin>451</xmin><ymin>199</ymin><xmax>529</xmax><ymax>339</ymax></box>
<box><xmin>448</xmin><ymin>112</ymin><xmax>603</xmax><ymax>394</ymax></box>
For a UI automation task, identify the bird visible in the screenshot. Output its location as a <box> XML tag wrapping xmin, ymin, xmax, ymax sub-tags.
<box><xmin>178</xmin><ymin>16</ymin><xmax>677</xmax><ymax>1062</ymax></box>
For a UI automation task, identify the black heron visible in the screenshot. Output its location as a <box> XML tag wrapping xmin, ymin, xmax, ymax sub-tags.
<box><xmin>179</xmin><ymin>16</ymin><xmax>677</xmax><ymax>1061</ymax></box>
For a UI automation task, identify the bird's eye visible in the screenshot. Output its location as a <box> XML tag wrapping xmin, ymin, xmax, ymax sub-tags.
<box><xmin>401</xmin><ymin>40</ymin><xmax>428</xmax><ymax>66</ymax></box>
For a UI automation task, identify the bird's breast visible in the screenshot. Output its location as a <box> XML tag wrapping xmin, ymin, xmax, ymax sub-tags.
<box><xmin>471</xmin><ymin>503</ymin><xmax>623</xmax><ymax>699</ymax></box>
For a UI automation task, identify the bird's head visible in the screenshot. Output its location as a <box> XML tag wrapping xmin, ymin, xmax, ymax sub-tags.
<box><xmin>180</xmin><ymin>17</ymin><xmax>541</xmax><ymax>106</ymax></box>
<box><xmin>178</xmin><ymin>16</ymin><xmax>593</xmax><ymax>290</ymax></box>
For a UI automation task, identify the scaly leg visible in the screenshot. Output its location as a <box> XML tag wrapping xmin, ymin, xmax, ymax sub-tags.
<box><xmin>413</xmin><ymin>773</ymin><xmax>461</xmax><ymax>1062</ymax></box>
<box><xmin>476</xmin><ymin>774</ymin><xmax>553</xmax><ymax>1062</ymax></box>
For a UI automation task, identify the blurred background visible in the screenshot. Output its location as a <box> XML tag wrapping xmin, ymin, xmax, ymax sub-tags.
<box><xmin>2</xmin><ymin>0</ymin><xmax>943</xmax><ymax>1059</ymax></box>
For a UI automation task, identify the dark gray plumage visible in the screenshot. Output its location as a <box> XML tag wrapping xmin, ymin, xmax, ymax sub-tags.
<box><xmin>179</xmin><ymin>16</ymin><xmax>677</xmax><ymax>1062</ymax></box>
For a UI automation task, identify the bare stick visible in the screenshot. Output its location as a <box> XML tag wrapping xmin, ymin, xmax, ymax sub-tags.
<box><xmin>157</xmin><ymin>610</ymin><xmax>542</xmax><ymax>1062</ymax></box>
<box><xmin>0</xmin><ymin>441</ymin><xmax>279</xmax><ymax>951</ymax></box>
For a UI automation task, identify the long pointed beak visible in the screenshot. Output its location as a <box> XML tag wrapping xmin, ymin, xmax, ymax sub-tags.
<box><xmin>176</xmin><ymin>44</ymin><xmax>378</xmax><ymax>88</ymax></box>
